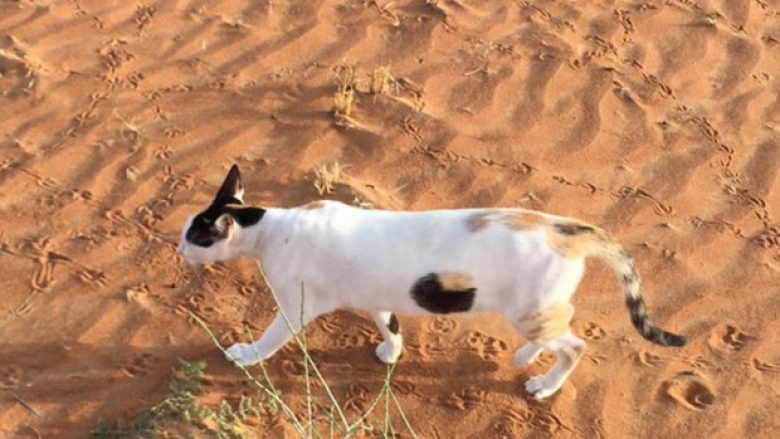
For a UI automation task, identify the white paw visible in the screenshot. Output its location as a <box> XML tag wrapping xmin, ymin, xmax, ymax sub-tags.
<box><xmin>513</xmin><ymin>346</ymin><xmax>542</xmax><ymax>367</ymax></box>
<box><xmin>524</xmin><ymin>375</ymin><xmax>559</xmax><ymax>400</ymax></box>
<box><xmin>225</xmin><ymin>343</ymin><xmax>261</xmax><ymax>367</ymax></box>
<box><xmin>375</xmin><ymin>341</ymin><xmax>402</xmax><ymax>364</ymax></box>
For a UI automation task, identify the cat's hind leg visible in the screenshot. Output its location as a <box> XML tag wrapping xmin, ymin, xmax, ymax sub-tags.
<box><xmin>523</xmin><ymin>331</ymin><xmax>586</xmax><ymax>399</ymax></box>
<box><xmin>372</xmin><ymin>311</ymin><xmax>403</xmax><ymax>364</ymax></box>
<box><xmin>513</xmin><ymin>341</ymin><xmax>544</xmax><ymax>367</ymax></box>
<box><xmin>514</xmin><ymin>302</ymin><xmax>586</xmax><ymax>399</ymax></box>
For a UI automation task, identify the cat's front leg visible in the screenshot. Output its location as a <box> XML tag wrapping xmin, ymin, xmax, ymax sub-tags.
<box><xmin>226</xmin><ymin>314</ymin><xmax>296</xmax><ymax>367</ymax></box>
<box><xmin>372</xmin><ymin>311</ymin><xmax>403</xmax><ymax>364</ymax></box>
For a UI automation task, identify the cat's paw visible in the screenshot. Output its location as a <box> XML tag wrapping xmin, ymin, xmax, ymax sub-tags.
<box><xmin>375</xmin><ymin>341</ymin><xmax>402</xmax><ymax>364</ymax></box>
<box><xmin>225</xmin><ymin>343</ymin><xmax>261</xmax><ymax>367</ymax></box>
<box><xmin>524</xmin><ymin>375</ymin><xmax>558</xmax><ymax>400</ymax></box>
<box><xmin>513</xmin><ymin>344</ymin><xmax>543</xmax><ymax>367</ymax></box>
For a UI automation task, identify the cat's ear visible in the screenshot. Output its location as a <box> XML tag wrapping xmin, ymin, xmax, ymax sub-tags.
<box><xmin>215</xmin><ymin>165</ymin><xmax>244</xmax><ymax>203</ymax></box>
<box><xmin>215</xmin><ymin>213</ymin><xmax>235</xmax><ymax>238</ymax></box>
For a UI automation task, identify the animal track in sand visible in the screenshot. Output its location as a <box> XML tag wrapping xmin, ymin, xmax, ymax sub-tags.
<box><xmin>0</xmin><ymin>39</ymin><xmax>38</xmax><ymax>99</ymax></box>
<box><xmin>315</xmin><ymin>313</ymin><xmax>342</xmax><ymax>334</ymax></box>
<box><xmin>336</xmin><ymin>325</ymin><xmax>379</xmax><ymax>349</ymax></box>
<box><xmin>122</xmin><ymin>353</ymin><xmax>156</xmax><ymax>378</ymax></box>
<box><xmin>343</xmin><ymin>384</ymin><xmax>370</xmax><ymax>414</ymax></box>
<box><xmin>0</xmin><ymin>365</ymin><xmax>22</xmax><ymax>389</ymax></box>
<box><xmin>581</xmin><ymin>322</ymin><xmax>606</xmax><ymax>340</ymax></box>
<box><xmin>420</xmin><ymin>335</ymin><xmax>452</xmax><ymax>360</ymax></box>
<box><xmin>442</xmin><ymin>386</ymin><xmax>487</xmax><ymax>410</ymax></box>
<box><xmin>751</xmin><ymin>358</ymin><xmax>779</xmax><ymax>374</ymax></box>
<box><xmin>390</xmin><ymin>380</ymin><xmax>417</xmax><ymax>396</ymax></box>
<box><xmin>585</xmin><ymin>353</ymin><xmax>607</xmax><ymax>365</ymax></box>
<box><xmin>634</xmin><ymin>350</ymin><xmax>664</xmax><ymax>367</ymax></box>
<box><xmin>708</xmin><ymin>323</ymin><xmax>754</xmax><ymax>352</ymax></box>
<box><xmin>493</xmin><ymin>408</ymin><xmax>533</xmax><ymax>438</ymax></box>
<box><xmin>428</xmin><ymin>316</ymin><xmax>457</xmax><ymax>334</ymax></box>
<box><xmin>457</xmin><ymin>330</ymin><xmax>508</xmax><ymax>360</ymax></box>
<box><xmin>280</xmin><ymin>358</ymin><xmax>306</xmax><ymax>377</ymax></box>
<box><xmin>664</xmin><ymin>372</ymin><xmax>716</xmax><ymax>411</ymax></box>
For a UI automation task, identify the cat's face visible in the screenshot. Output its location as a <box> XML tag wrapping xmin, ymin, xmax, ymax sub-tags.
<box><xmin>177</xmin><ymin>165</ymin><xmax>265</xmax><ymax>265</ymax></box>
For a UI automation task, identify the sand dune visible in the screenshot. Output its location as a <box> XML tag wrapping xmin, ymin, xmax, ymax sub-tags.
<box><xmin>1</xmin><ymin>0</ymin><xmax>778</xmax><ymax>437</ymax></box>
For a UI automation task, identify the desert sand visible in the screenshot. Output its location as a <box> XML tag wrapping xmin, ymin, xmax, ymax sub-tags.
<box><xmin>1</xmin><ymin>0</ymin><xmax>779</xmax><ymax>437</ymax></box>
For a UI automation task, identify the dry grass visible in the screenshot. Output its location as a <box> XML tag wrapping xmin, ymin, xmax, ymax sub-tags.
<box><xmin>313</xmin><ymin>161</ymin><xmax>345</xmax><ymax>196</ymax></box>
<box><xmin>369</xmin><ymin>66</ymin><xmax>394</xmax><ymax>96</ymax></box>
<box><xmin>333</xmin><ymin>65</ymin><xmax>357</xmax><ymax>125</ymax></box>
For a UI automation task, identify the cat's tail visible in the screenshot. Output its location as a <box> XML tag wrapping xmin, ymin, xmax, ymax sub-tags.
<box><xmin>579</xmin><ymin>228</ymin><xmax>686</xmax><ymax>347</ymax></box>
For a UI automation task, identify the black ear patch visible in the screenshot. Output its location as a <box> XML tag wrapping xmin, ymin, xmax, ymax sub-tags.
<box><xmin>410</xmin><ymin>273</ymin><xmax>476</xmax><ymax>314</ymax></box>
<box><xmin>215</xmin><ymin>164</ymin><xmax>244</xmax><ymax>204</ymax></box>
<box><xmin>185</xmin><ymin>203</ymin><xmax>265</xmax><ymax>248</ymax></box>
<box><xmin>224</xmin><ymin>204</ymin><xmax>265</xmax><ymax>226</ymax></box>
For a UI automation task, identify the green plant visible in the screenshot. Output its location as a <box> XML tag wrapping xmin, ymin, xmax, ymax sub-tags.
<box><xmin>92</xmin><ymin>360</ymin><xmax>268</xmax><ymax>438</ymax></box>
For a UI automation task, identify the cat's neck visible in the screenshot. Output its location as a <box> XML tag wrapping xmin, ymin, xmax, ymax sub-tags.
<box><xmin>235</xmin><ymin>207</ymin><xmax>294</xmax><ymax>261</ymax></box>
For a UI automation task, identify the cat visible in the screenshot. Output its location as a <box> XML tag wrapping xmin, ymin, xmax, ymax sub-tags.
<box><xmin>177</xmin><ymin>165</ymin><xmax>686</xmax><ymax>399</ymax></box>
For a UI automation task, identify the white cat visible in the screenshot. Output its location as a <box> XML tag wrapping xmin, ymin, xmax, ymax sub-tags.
<box><xmin>177</xmin><ymin>165</ymin><xmax>685</xmax><ymax>399</ymax></box>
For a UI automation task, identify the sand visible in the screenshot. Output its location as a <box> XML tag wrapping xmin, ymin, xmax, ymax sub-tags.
<box><xmin>1</xmin><ymin>0</ymin><xmax>779</xmax><ymax>437</ymax></box>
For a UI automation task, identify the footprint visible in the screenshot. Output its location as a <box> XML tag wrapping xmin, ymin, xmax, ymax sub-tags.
<box><xmin>122</xmin><ymin>353</ymin><xmax>156</xmax><ymax>377</ymax></box>
<box><xmin>483</xmin><ymin>336</ymin><xmax>508</xmax><ymax>360</ymax></box>
<box><xmin>751</xmin><ymin>358</ymin><xmax>779</xmax><ymax>374</ymax></box>
<box><xmin>316</xmin><ymin>313</ymin><xmax>341</xmax><ymax>334</ymax></box>
<box><xmin>0</xmin><ymin>365</ymin><xmax>22</xmax><ymax>389</ymax></box>
<box><xmin>343</xmin><ymin>384</ymin><xmax>370</xmax><ymax>414</ymax></box>
<box><xmin>280</xmin><ymin>358</ymin><xmax>306</xmax><ymax>377</ymax></box>
<box><xmin>581</xmin><ymin>322</ymin><xmax>606</xmax><ymax>341</ymax></box>
<box><xmin>634</xmin><ymin>350</ymin><xmax>663</xmax><ymax>367</ymax></box>
<box><xmin>689</xmin><ymin>355</ymin><xmax>715</xmax><ymax>370</ymax></box>
<box><xmin>335</xmin><ymin>325</ymin><xmax>379</xmax><ymax>349</ymax></box>
<box><xmin>442</xmin><ymin>386</ymin><xmax>487</xmax><ymax>410</ymax></box>
<box><xmin>493</xmin><ymin>408</ymin><xmax>533</xmax><ymax>438</ymax></box>
<box><xmin>163</xmin><ymin>126</ymin><xmax>185</xmax><ymax>138</ymax></box>
<box><xmin>428</xmin><ymin>316</ymin><xmax>457</xmax><ymax>334</ymax></box>
<box><xmin>530</xmin><ymin>411</ymin><xmax>565</xmax><ymax>434</ymax></box>
<box><xmin>664</xmin><ymin>372</ymin><xmax>716</xmax><ymax>410</ymax></box>
<box><xmin>390</xmin><ymin>380</ymin><xmax>417</xmax><ymax>396</ymax></box>
<box><xmin>420</xmin><ymin>335</ymin><xmax>452</xmax><ymax>359</ymax></box>
<box><xmin>708</xmin><ymin>323</ymin><xmax>753</xmax><ymax>352</ymax></box>
<box><xmin>586</xmin><ymin>353</ymin><xmax>607</xmax><ymax>365</ymax></box>
<box><xmin>125</xmin><ymin>283</ymin><xmax>151</xmax><ymax>303</ymax></box>
<box><xmin>77</xmin><ymin>268</ymin><xmax>108</xmax><ymax>286</ymax></box>
<box><xmin>457</xmin><ymin>330</ymin><xmax>508</xmax><ymax>360</ymax></box>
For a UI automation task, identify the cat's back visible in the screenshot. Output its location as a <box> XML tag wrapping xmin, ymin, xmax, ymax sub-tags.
<box><xmin>297</xmin><ymin>201</ymin><xmax>555</xmax><ymax>246</ymax></box>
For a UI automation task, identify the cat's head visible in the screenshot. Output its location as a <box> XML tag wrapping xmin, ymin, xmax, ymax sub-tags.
<box><xmin>177</xmin><ymin>165</ymin><xmax>265</xmax><ymax>265</ymax></box>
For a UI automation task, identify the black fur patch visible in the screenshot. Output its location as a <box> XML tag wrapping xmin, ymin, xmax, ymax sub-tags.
<box><xmin>410</xmin><ymin>273</ymin><xmax>476</xmax><ymax>314</ymax></box>
<box><xmin>554</xmin><ymin>223</ymin><xmax>595</xmax><ymax>235</ymax></box>
<box><xmin>186</xmin><ymin>203</ymin><xmax>265</xmax><ymax>247</ymax></box>
<box><xmin>387</xmin><ymin>313</ymin><xmax>400</xmax><ymax>335</ymax></box>
<box><xmin>187</xmin><ymin>165</ymin><xmax>265</xmax><ymax>247</ymax></box>
<box><xmin>625</xmin><ymin>295</ymin><xmax>686</xmax><ymax>347</ymax></box>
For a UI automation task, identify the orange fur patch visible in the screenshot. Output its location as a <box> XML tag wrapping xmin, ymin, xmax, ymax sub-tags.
<box><xmin>302</xmin><ymin>200</ymin><xmax>325</xmax><ymax>210</ymax></box>
<box><xmin>546</xmin><ymin>221</ymin><xmax>606</xmax><ymax>258</ymax></box>
<box><xmin>499</xmin><ymin>211</ymin><xmax>550</xmax><ymax>231</ymax></box>
<box><xmin>438</xmin><ymin>272</ymin><xmax>474</xmax><ymax>291</ymax></box>
<box><xmin>516</xmin><ymin>302</ymin><xmax>574</xmax><ymax>342</ymax></box>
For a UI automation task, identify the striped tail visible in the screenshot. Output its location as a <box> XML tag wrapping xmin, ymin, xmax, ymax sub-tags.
<box><xmin>589</xmin><ymin>238</ymin><xmax>686</xmax><ymax>347</ymax></box>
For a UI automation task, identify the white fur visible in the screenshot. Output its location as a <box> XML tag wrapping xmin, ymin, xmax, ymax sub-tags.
<box><xmin>179</xmin><ymin>201</ymin><xmax>590</xmax><ymax>398</ymax></box>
